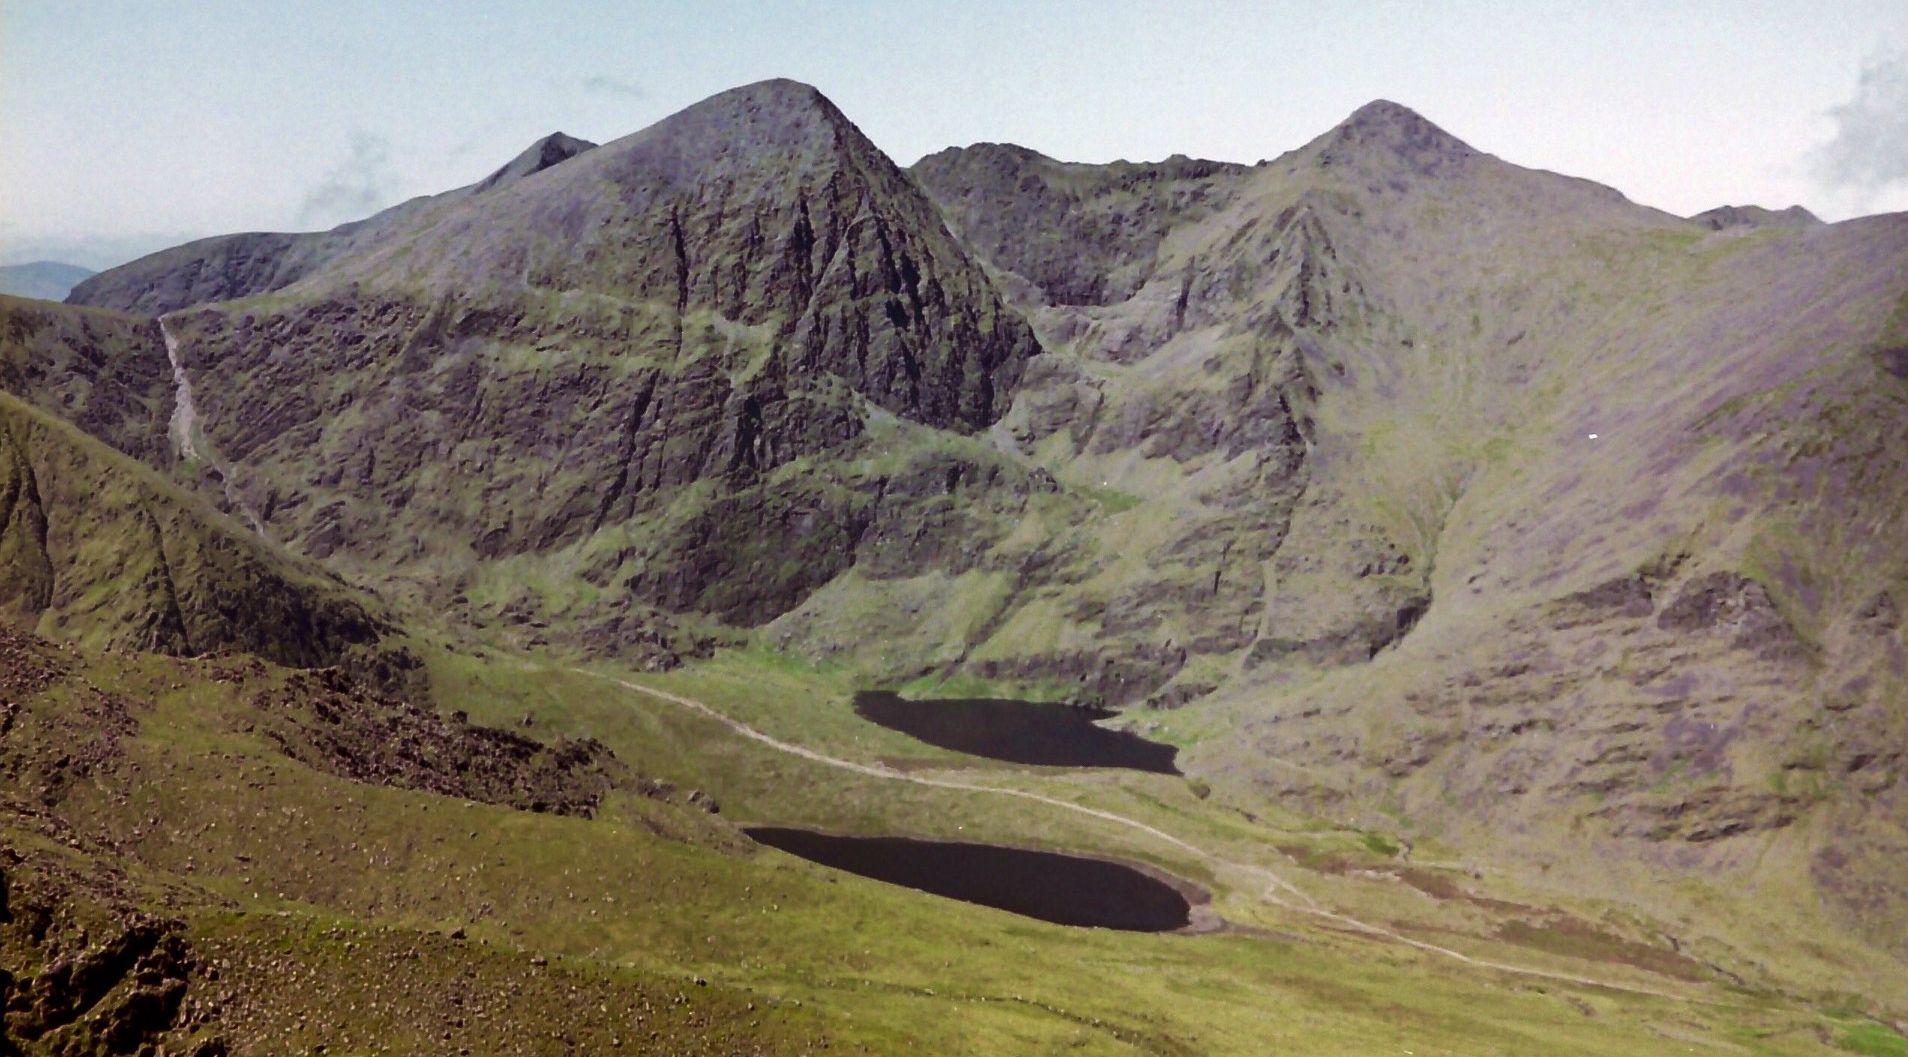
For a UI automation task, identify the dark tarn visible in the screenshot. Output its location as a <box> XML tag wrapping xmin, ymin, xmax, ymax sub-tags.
<box><xmin>743</xmin><ymin>827</ymin><xmax>1192</xmax><ymax>931</ymax></box>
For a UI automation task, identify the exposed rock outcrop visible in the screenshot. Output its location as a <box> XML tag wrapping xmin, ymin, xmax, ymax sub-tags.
<box><xmin>255</xmin><ymin>667</ymin><xmax>627</xmax><ymax>817</ymax></box>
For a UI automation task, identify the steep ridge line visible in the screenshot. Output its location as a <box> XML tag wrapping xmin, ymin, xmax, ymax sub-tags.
<box><xmin>572</xmin><ymin>666</ymin><xmax>1713</xmax><ymax>1003</ymax></box>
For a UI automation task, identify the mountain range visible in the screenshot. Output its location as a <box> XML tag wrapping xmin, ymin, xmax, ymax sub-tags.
<box><xmin>4</xmin><ymin>79</ymin><xmax>1906</xmax><ymax>1055</ymax></box>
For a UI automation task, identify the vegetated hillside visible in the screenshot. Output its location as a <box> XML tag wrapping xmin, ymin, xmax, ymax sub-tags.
<box><xmin>0</xmin><ymin>389</ymin><xmax>412</xmax><ymax>683</ymax></box>
<box><xmin>0</xmin><ymin>622</ymin><xmax>829</xmax><ymax>1056</ymax></box>
<box><xmin>0</xmin><ymin>260</ymin><xmax>96</xmax><ymax>302</ymax></box>
<box><xmin>64</xmin><ymin>133</ymin><xmax>598</xmax><ymax>317</ymax></box>
<box><xmin>0</xmin><ymin>295</ymin><xmax>173</xmax><ymax>465</ymax></box>
<box><xmin>900</xmin><ymin>100</ymin><xmax>1908</xmax><ymax>697</ymax></box>
<box><xmin>17</xmin><ymin>618</ymin><xmax>1881</xmax><ymax>1057</ymax></box>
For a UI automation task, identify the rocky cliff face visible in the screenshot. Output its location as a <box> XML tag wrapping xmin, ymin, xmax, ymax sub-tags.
<box><xmin>1199</xmin><ymin>134</ymin><xmax>1908</xmax><ymax>967</ymax></box>
<box><xmin>838</xmin><ymin>104</ymin><xmax>1423</xmax><ymax>704</ymax></box>
<box><xmin>890</xmin><ymin>101</ymin><xmax>1908</xmax><ymax>975</ymax></box>
<box><xmin>118</xmin><ymin>81</ymin><xmax>1037</xmax><ymax>647</ymax></box>
<box><xmin>910</xmin><ymin>144</ymin><xmax>1250</xmax><ymax>307</ymax></box>
<box><xmin>0</xmin><ymin>298</ymin><xmax>415</xmax><ymax>682</ymax></box>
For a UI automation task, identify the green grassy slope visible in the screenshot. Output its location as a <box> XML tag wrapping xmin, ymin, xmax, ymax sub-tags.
<box><xmin>0</xmin><ymin>295</ymin><xmax>172</xmax><ymax>466</ymax></box>
<box><xmin>0</xmin><ymin>392</ymin><xmax>409</xmax><ymax>682</ymax></box>
<box><xmin>6</xmin><ymin>624</ymin><xmax>1902</xmax><ymax>1055</ymax></box>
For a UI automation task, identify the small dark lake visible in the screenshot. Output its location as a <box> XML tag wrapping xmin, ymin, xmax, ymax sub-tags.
<box><xmin>744</xmin><ymin>827</ymin><xmax>1193</xmax><ymax>932</ymax></box>
<box><xmin>852</xmin><ymin>691</ymin><xmax>1180</xmax><ymax>774</ymax></box>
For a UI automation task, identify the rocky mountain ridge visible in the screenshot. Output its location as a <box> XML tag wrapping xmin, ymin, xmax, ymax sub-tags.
<box><xmin>63</xmin><ymin>130</ymin><xmax>600</xmax><ymax>318</ymax></box>
<box><xmin>1690</xmin><ymin>203</ymin><xmax>1822</xmax><ymax>230</ymax></box>
<box><xmin>905</xmin><ymin>98</ymin><xmax>1908</xmax><ymax>972</ymax></box>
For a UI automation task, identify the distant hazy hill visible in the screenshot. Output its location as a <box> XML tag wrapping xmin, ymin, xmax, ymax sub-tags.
<box><xmin>0</xmin><ymin>260</ymin><xmax>95</xmax><ymax>301</ymax></box>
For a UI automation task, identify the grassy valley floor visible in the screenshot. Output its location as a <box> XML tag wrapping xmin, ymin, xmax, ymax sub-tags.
<box><xmin>8</xmin><ymin>629</ymin><xmax>1897</xmax><ymax>1055</ymax></box>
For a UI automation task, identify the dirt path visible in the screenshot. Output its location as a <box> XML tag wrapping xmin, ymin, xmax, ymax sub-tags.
<box><xmin>577</xmin><ymin>667</ymin><xmax>1712</xmax><ymax>1004</ymax></box>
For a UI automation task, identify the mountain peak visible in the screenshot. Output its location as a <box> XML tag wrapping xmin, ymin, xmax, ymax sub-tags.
<box><xmin>1690</xmin><ymin>203</ymin><xmax>1822</xmax><ymax>231</ymax></box>
<box><xmin>686</xmin><ymin>77</ymin><xmax>848</xmax><ymax>127</ymax></box>
<box><xmin>473</xmin><ymin>131</ymin><xmax>598</xmax><ymax>194</ymax></box>
<box><xmin>1344</xmin><ymin>98</ymin><xmax>1429</xmax><ymax>126</ymax></box>
<box><xmin>0</xmin><ymin>260</ymin><xmax>96</xmax><ymax>301</ymax></box>
<box><xmin>1309</xmin><ymin>99</ymin><xmax>1477</xmax><ymax>172</ymax></box>
<box><xmin>724</xmin><ymin>76</ymin><xmax>831</xmax><ymax>103</ymax></box>
<box><xmin>590</xmin><ymin>77</ymin><xmax>878</xmax><ymax>184</ymax></box>
<box><xmin>614</xmin><ymin>76</ymin><xmax>862</xmax><ymax>161</ymax></box>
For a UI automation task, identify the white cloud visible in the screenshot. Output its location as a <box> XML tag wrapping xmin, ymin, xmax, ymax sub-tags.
<box><xmin>1811</xmin><ymin>52</ymin><xmax>1908</xmax><ymax>204</ymax></box>
<box><xmin>297</xmin><ymin>130</ymin><xmax>396</xmax><ymax>229</ymax></box>
<box><xmin>582</xmin><ymin>74</ymin><xmax>645</xmax><ymax>99</ymax></box>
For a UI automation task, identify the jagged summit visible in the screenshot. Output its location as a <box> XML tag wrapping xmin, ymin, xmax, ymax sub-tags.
<box><xmin>1307</xmin><ymin>99</ymin><xmax>1478</xmax><ymax>172</ymax></box>
<box><xmin>917</xmin><ymin>141</ymin><xmax>1052</xmax><ymax>167</ymax></box>
<box><xmin>472</xmin><ymin>131</ymin><xmax>597</xmax><ymax>194</ymax></box>
<box><xmin>920</xmin><ymin>140</ymin><xmax>1242</xmax><ymax>178</ymax></box>
<box><xmin>911</xmin><ymin>142</ymin><xmax>1251</xmax><ymax>306</ymax></box>
<box><xmin>1690</xmin><ymin>203</ymin><xmax>1822</xmax><ymax>231</ymax></box>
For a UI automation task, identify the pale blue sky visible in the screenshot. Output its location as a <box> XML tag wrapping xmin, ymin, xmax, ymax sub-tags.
<box><xmin>4</xmin><ymin>1</ymin><xmax>1905</xmax><ymax>268</ymax></box>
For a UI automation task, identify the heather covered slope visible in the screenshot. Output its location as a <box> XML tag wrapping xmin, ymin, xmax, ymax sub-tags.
<box><xmin>1200</xmin><ymin>201</ymin><xmax>1908</xmax><ymax>968</ymax></box>
<box><xmin>0</xmin><ymin>623</ymin><xmax>830</xmax><ymax>1056</ymax></box>
<box><xmin>6</xmin><ymin>620</ymin><xmax>1900</xmax><ymax>1056</ymax></box>
<box><xmin>0</xmin><ymin>297</ymin><xmax>414</xmax><ymax>677</ymax></box>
